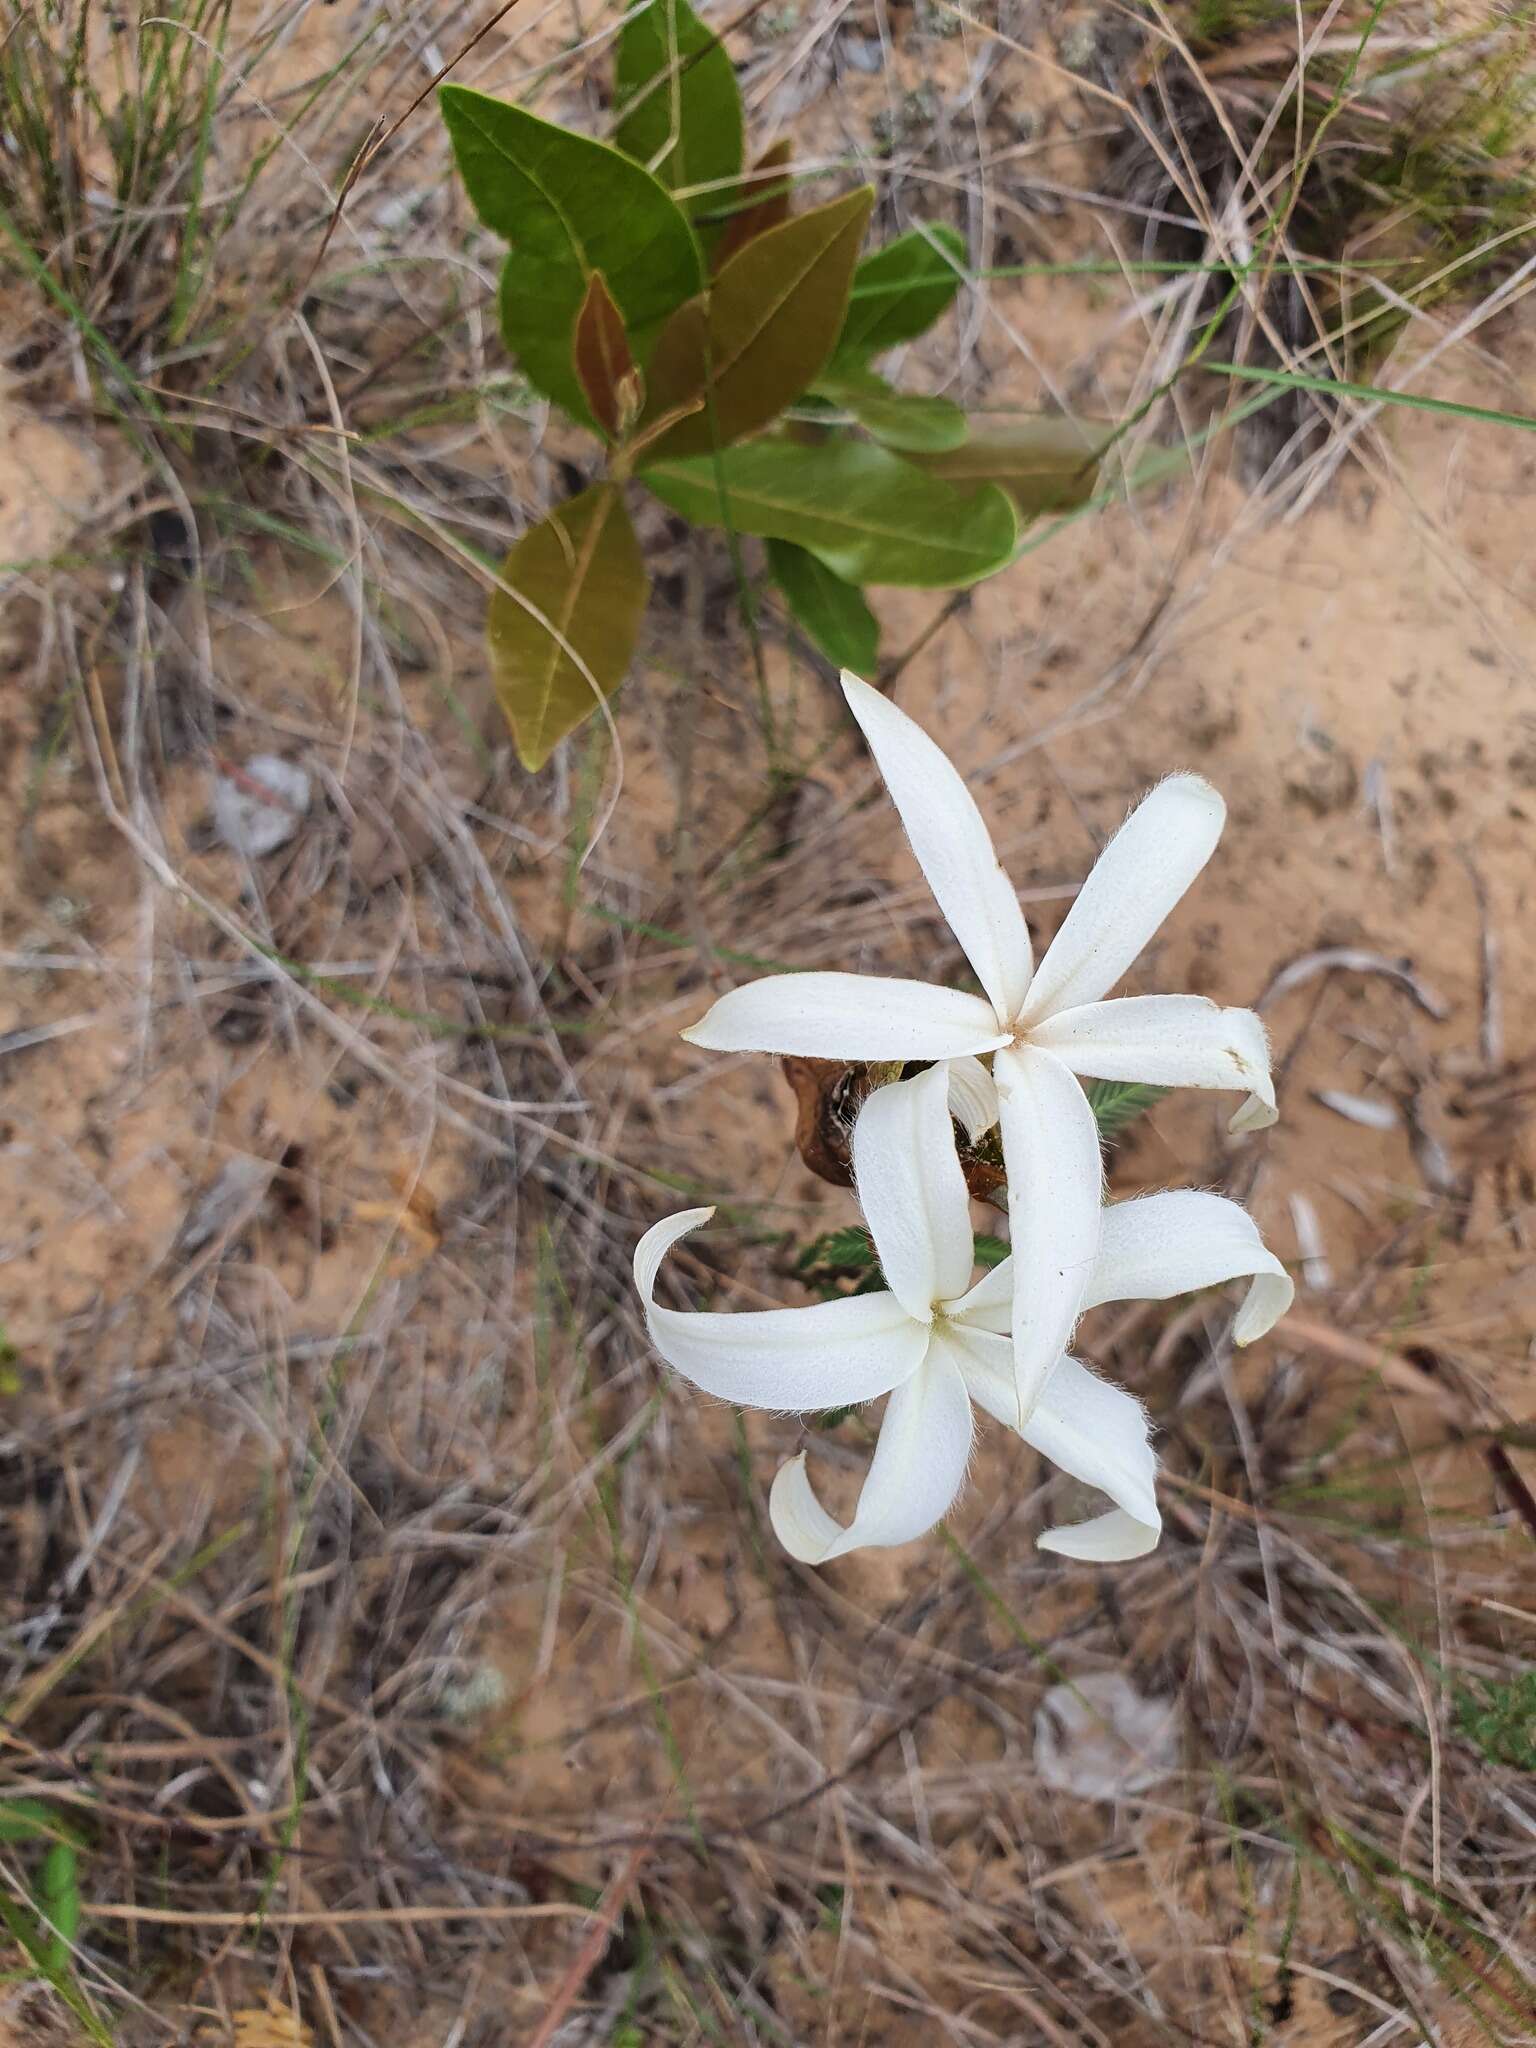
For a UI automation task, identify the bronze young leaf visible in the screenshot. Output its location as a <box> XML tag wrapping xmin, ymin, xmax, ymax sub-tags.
<box><xmin>487</xmin><ymin>484</ymin><xmax>648</xmax><ymax>771</ymax></box>
<box><xmin>573</xmin><ymin>272</ymin><xmax>643</xmax><ymax>441</ymax></box>
<box><xmin>711</xmin><ymin>138</ymin><xmax>794</xmax><ymax>270</ymax></box>
<box><xmin>637</xmin><ymin>186</ymin><xmax>874</xmax><ymax>463</ymax></box>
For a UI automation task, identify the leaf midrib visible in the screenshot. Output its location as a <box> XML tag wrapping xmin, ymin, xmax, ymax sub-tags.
<box><xmin>644</xmin><ymin>461</ymin><xmax>1011</xmax><ymax>562</ymax></box>
<box><xmin>709</xmin><ymin>201</ymin><xmax>863</xmax><ymax>392</ymax></box>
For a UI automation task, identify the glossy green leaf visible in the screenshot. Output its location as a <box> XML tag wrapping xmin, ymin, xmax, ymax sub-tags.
<box><xmin>573</xmin><ymin>271</ymin><xmax>642</xmax><ymax>440</ymax></box>
<box><xmin>768</xmin><ymin>537</ymin><xmax>879</xmax><ymax>670</ymax></box>
<box><xmin>638</xmin><ymin>186</ymin><xmax>874</xmax><ymax>461</ymax></box>
<box><xmin>834</xmin><ymin>222</ymin><xmax>966</xmax><ymax>365</ymax></box>
<box><xmin>812</xmin><ymin>369</ymin><xmax>967</xmax><ymax>452</ymax></box>
<box><xmin>440</xmin><ymin>85</ymin><xmax>701</xmax><ymax>422</ymax></box>
<box><xmin>910</xmin><ymin>415</ymin><xmax>1101</xmax><ymax>513</ymax></box>
<box><xmin>615</xmin><ymin>0</ymin><xmax>744</xmax><ymax>216</ymax></box>
<box><xmin>641</xmin><ymin>436</ymin><xmax>1017</xmax><ymax>587</ymax></box>
<box><xmin>488</xmin><ymin>484</ymin><xmax>648</xmax><ymax>770</ymax></box>
<box><xmin>711</xmin><ymin>138</ymin><xmax>793</xmax><ymax>269</ymax></box>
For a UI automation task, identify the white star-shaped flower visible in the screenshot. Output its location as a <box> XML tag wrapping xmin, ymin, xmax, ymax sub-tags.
<box><xmin>635</xmin><ymin>1069</ymin><xmax>1292</xmax><ymax>1564</ymax></box>
<box><xmin>681</xmin><ymin>673</ymin><xmax>1278</xmax><ymax>1424</ymax></box>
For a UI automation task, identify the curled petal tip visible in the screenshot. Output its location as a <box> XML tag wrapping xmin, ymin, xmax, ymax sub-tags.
<box><xmin>1229</xmin><ymin>1092</ymin><xmax>1279</xmax><ymax>1135</ymax></box>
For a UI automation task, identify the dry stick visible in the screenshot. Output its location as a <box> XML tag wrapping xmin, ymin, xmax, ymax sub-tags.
<box><xmin>1280</xmin><ymin>1314</ymin><xmax>1465</xmax><ymax>1421</ymax></box>
<box><xmin>80</xmin><ymin>1900</ymin><xmax>588</xmax><ymax>1927</ymax></box>
<box><xmin>1484</xmin><ymin>1443</ymin><xmax>1536</xmax><ymax>1547</ymax></box>
<box><xmin>1289</xmin><ymin>1313</ymin><xmax>1536</xmax><ymax>1539</ymax></box>
<box><xmin>526</xmin><ymin>1837</ymin><xmax>654</xmax><ymax>2048</ymax></box>
<box><xmin>876</xmin><ymin>589</ymin><xmax>971</xmax><ymax>695</ymax></box>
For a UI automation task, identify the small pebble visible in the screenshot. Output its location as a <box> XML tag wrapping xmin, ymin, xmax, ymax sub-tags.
<box><xmin>213</xmin><ymin>755</ymin><xmax>312</xmax><ymax>857</ymax></box>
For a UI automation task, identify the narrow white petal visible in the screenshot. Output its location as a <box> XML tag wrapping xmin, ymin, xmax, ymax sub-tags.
<box><xmin>948</xmin><ymin>1252</ymin><xmax>1012</xmax><ymax>1335</ymax></box>
<box><xmin>994</xmin><ymin>1045</ymin><xmax>1104</xmax><ymax>1425</ymax></box>
<box><xmin>1031</xmin><ymin>996</ymin><xmax>1276</xmax><ymax>1130</ymax></box>
<box><xmin>768</xmin><ymin>1346</ymin><xmax>973</xmax><ymax>1562</ymax></box>
<box><xmin>946</xmin><ymin>1054</ymin><xmax>1000</xmax><ymax>1140</ymax></box>
<box><xmin>852</xmin><ymin>1068</ymin><xmax>974</xmax><ymax>1320</ymax></box>
<box><xmin>682</xmin><ymin>972</ymin><xmax>1008</xmax><ymax>1061</ymax></box>
<box><xmin>766</xmin><ymin>1453</ymin><xmax>847</xmax><ymax>1563</ymax></box>
<box><xmin>1022</xmin><ymin>1353</ymin><xmax>1160</xmax><ymax>1538</ymax></box>
<box><xmin>635</xmin><ymin>1209</ymin><xmax>927</xmax><ymax>1410</ymax></box>
<box><xmin>1022</xmin><ymin>774</ymin><xmax>1226</xmax><ymax>1021</ymax></box>
<box><xmin>942</xmin><ymin>1322</ymin><xmax>1025</xmax><ymax>1428</ymax></box>
<box><xmin>1037</xmin><ymin>1509</ymin><xmax>1160</xmax><ymax>1561</ymax></box>
<box><xmin>1229</xmin><ymin>1087</ymin><xmax>1280</xmax><ymax>1134</ymax></box>
<box><xmin>946</xmin><ymin>1331</ymin><xmax>1160</xmax><ymax>1560</ymax></box>
<box><xmin>842</xmin><ymin>672</ymin><xmax>1033</xmax><ymax>1022</ymax></box>
<box><xmin>1084</xmin><ymin>1189</ymin><xmax>1294</xmax><ymax>1344</ymax></box>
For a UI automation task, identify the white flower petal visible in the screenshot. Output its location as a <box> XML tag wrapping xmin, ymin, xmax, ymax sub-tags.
<box><xmin>946</xmin><ymin>1054</ymin><xmax>1000</xmax><ymax>1141</ymax></box>
<box><xmin>1023</xmin><ymin>1353</ymin><xmax>1160</xmax><ymax>1548</ymax></box>
<box><xmin>945</xmin><ymin>1330</ymin><xmax>1160</xmax><ymax>1560</ymax></box>
<box><xmin>852</xmin><ymin>1068</ymin><xmax>975</xmax><ymax>1320</ymax></box>
<box><xmin>1037</xmin><ymin>1508</ymin><xmax>1161</xmax><ymax>1562</ymax></box>
<box><xmin>682</xmin><ymin>973</ymin><xmax>1008</xmax><ymax>1061</ymax></box>
<box><xmin>1030</xmin><ymin>996</ymin><xmax>1276</xmax><ymax>1131</ymax></box>
<box><xmin>1229</xmin><ymin>1087</ymin><xmax>1280</xmax><ymax>1134</ymax></box>
<box><xmin>768</xmin><ymin>1346</ymin><xmax>973</xmax><ymax>1562</ymax></box>
<box><xmin>948</xmin><ymin>1252</ymin><xmax>1012</xmax><ymax>1334</ymax></box>
<box><xmin>1022</xmin><ymin>774</ymin><xmax>1226</xmax><ymax>1022</ymax></box>
<box><xmin>940</xmin><ymin>1322</ymin><xmax>1025</xmax><ymax>1428</ymax></box>
<box><xmin>842</xmin><ymin>672</ymin><xmax>1033</xmax><ymax>1023</ymax></box>
<box><xmin>635</xmin><ymin>1208</ymin><xmax>927</xmax><ymax>1409</ymax></box>
<box><xmin>1084</xmin><ymin>1189</ymin><xmax>1294</xmax><ymax>1344</ymax></box>
<box><xmin>993</xmin><ymin>1045</ymin><xmax>1104</xmax><ymax>1425</ymax></box>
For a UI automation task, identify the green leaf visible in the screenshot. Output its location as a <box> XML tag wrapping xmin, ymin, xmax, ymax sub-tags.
<box><xmin>0</xmin><ymin>1801</ymin><xmax>88</xmax><ymax>1850</ymax></box>
<box><xmin>439</xmin><ymin>85</ymin><xmax>702</xmax><ymax>422</ymax></box>
<box><xmin>38</xmin><ymin>1840</ymin><xmax>80</xmax><ymax>1964</ymax></box>
<box><xmin>973</xmin><ymin>1232</ymin><xmax>1009</xmax><ymax>1268</ymax></box>
<box><xmin>642</xmin><ymin>435</ymin><xmax>1017</xmax><ymax>588</ymax></box>
<box><xmin>1454</xmin><ymin>1670</ymin><xmax>1536</xmax><ymax>1770</ymax></box>
<box><xmin>711</xmin><ymin>137</ymin><xmax>793</xmax><ymax>269</ymax></box>
<box><xmin>767</xmin><ymin>537</ymin><xmax>879</xmax><ymax>670</ymax></box>
<box><xmin>614</xmin><ymin>0</ymin><xmax>744</xmax><ymax>216</ymax></box>
<box><xmin>487</xmin><ymin>484</ymin><xmax>648</xmax><ymax>771</ymax></box>
<box><xmin>638</xmin><ymin>186</ymin><xmax>874</xmax><ymax>462</ymax></box>
<box><xmin>796</xmin><ymin>1225</ymin><xmax>882</xmax><ymax>1304</ymax></box>
<box><xmin>572</xmin><ymin>270</ymin><xmax>642</xmax><ymax>440</ymax></box>
<box><xmin>795</xmin><ymin>1225</ymin><xmax>878</xmax><ymax>1275</ymax></box>
<box><xmin>909</xmin><ymin>416</ymin><xmax>1102</xmax><ymax>514</ymax></box>
<box><xmin>834</xmin><ymin>222</ymin><xmax>966</xmax><ymax>364</ymax></box>
<box><xmin>1086</xmin><ymin>1079</ymin><xmax>1168</xmax><ymax>1143</ymax></box>
<box><xmin>812</xmin><ymin>368</ymin><xmax>967</xmax><ymax>452</ymax></box>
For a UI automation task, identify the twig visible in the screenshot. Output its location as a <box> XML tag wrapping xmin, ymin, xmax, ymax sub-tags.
<box><xmin>526</xmin><ymin>1836</ymin><xmax>654</xmax><ymax>2048</ymax></box>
